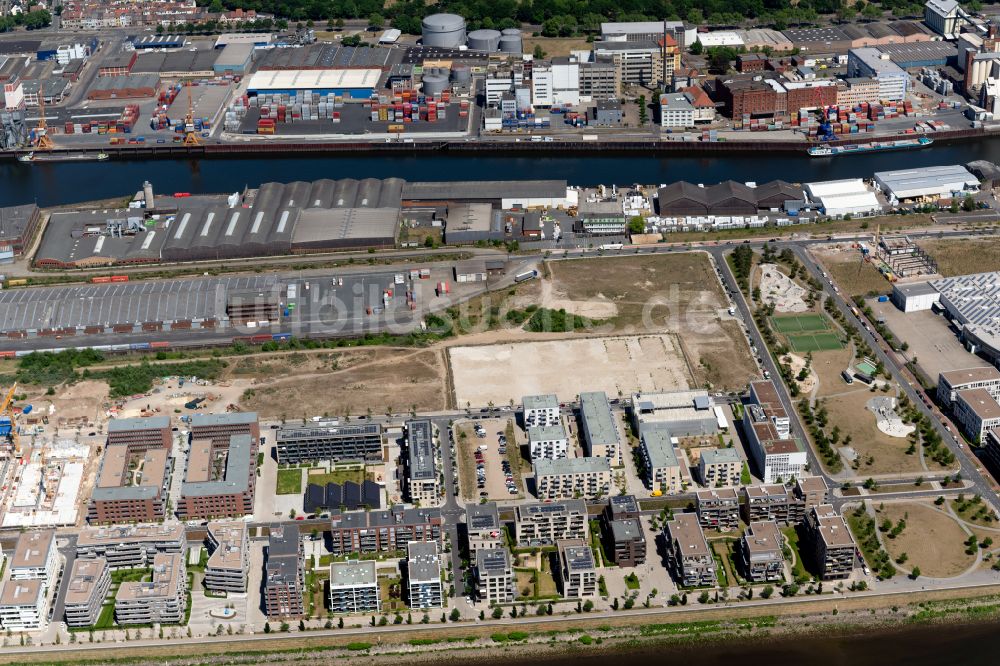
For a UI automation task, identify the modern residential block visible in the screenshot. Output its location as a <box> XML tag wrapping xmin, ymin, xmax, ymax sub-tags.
<box><xmin>698</xmin><ymin>448</ymin><xmax>743</xmax><ymax>487</ymax></box>
<box><xmin>328</xmin><ymin>560</ymin><xmax>381</xmax><ymax>614</ymax></box>
<box><xmin>474</xmin><ymin>548</ymin><xmax>515</xmax><ymax>605</ymax></box>
<box><xmin>276</xmin><ymin>421</ymin><xmax>383</xmax><ymax>464</ymax></box>
<box><xmin>528</xmin><ymin>422</ymin><xmax>569</xmax><ymax>461</ymax></box>
<box><xmin>64</xmin><ymin>557</ymin><xmax>111</xmax><ymax>628</ymax></box>
<box><xmin>88</xmin><ymin>441</ymin><xmax>171</xmax><ymax>525</ymax></box>
<box><xmin>264</xmin><ymin>525</ymin><xmax>305</xmax><ymax>618</ymax></box>
<box><xmin>523</xmin><ymin>394</ymin><xmax>560</xmax><ymax>427</ymax></box>
<box><xmin>403</xmin><ymin>419</ymin><xmax>440</xmax><ymax>507</ymax></box>
<box><xmin>328</xmin><ymin>505</ymin><xmax>443</xmax><ymax>555</ymax></box>
<box><xmin>76</xmin><ymin>524</ymin><xmax>185</xmax><ymax>568</ymax></box>
<box><xmin>739</xmin><ymin>521</ymin><xmax>785</xmax><ymax>583</ymax></box>
<box><xmin>556</xmin><ymin>539</ymin><xmax>597</xmax><ymax>598</ymax></box>
<box><xmin>115</xmin><ymin>553</ymin><xmax>187</xmax><ymax>625</ymax></box>
<box><xmin>106</xmin><ymin>415</ymin><xmax>171</xmax><ymax>450</ymax></box>
<box><xmin>0</xmin><ymin>578</ymin><xmax>46</xmax><ymax>631</ymax></box>
<box><xmin>189</xmin><ymin>412</ymin><xmax>260</xmax><ymax>445</ymax></box>
<box><xmin>178</xmin><ymin>434</ymin><xmax>258</xmax><ymax>520</ymax></box>
<box><xmin>695</xmin><ymin>488</ymin><xmax>740</xmax><ymax>532</ymax></box>
<box><xmin>533</xmin><ymin>456</ymin><xmax>612</xmax><ymax>500</ymax></box>
<box><xmin>406</xmin><ymin>541</ymin><xmax>443</xmax><ymax>609</ymax></box>
<box><xmin>607</xmin><ymin>518</ymin><xmax>646</xmax><ymax>567</ymax></box>
<box><xmin>794</xmin><ymin>476</ymin><xmax>830</xmax><ymax>511</ymax></box>
<box><xmin>804</xmin><ymin>504</ymin><xmax>856</xmax><ymax>580</ymax></box>
<box><xmin>937</xmin><ymin>366</ymin><xmax>1000</xmax><ymax>407</ymax></box>
<box><xmin>664</xmin><ymin>513</ymin><xmax>716</xmax><ymax>587</ymax></box>
<box><xmin>205</xmin><ymin>521</ymin><xmax>250</xmax><ymax>594</ymax></box>
<box><xmin>465</xmin><ymin>502</ymin><xmax>504</xmax><ymax>556</ymax></box>
<box><xmin>742</xmin><ymin>484</ymin><xmax>804</xmax><ymax>525</ymax></box>
<box><xmin>514</xmin><ymin>500</ymin><xmax>589</xmax><ymax>546</ymax></box>
<box><xmin>579</xmin><ymin>391</ymin><xmax>622</xmax><ymax>465</ymax></box>
<box><xmin>640</xmin><ymin>426</ymin><xmax>683</xmax><ymax>493</ymax></box>
<box><xmin>9</xmin><ymin>529</ymin><xmax>58</xmax><ymax>585</ymax></box>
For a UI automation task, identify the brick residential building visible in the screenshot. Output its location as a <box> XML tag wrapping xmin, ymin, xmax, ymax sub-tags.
<box><xmin>177</xmin><ymin>434</ymin><xmax>257</xmax><ymax>520</ymax></box>
<box><xmin>264</xmin><ymin>525</ymin><xmax>304</xmax><ymax>618</ymax></box>
<box><xmin>189</xmin><ymin>412</ymin><xmax>260</xmax><ymax>445</ymax></box>
<box><xmin>328</xmin><ymin>505</ymin><xmax>442</xmax><ymax>555</ymax></box>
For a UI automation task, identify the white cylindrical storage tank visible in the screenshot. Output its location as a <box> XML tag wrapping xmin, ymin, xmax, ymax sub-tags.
<box><xmin>450</xmin><ymin>64</ymin><xmax>472</xmax><ymax>84</ymax></box>
<box><xmin>467</xmin><ymin>28</ymin><xmax>501</xmax><ymax>52</ymax></box>
<box><xmin>422</xmin><ymin>74</ymin><xmax>449</xmax><ymax>96</ymax></box>
<box><xmin>499</xmin><ymin>30</ymin><xmax>522</xmax><ymax>54</ymax></box>
<box><xmin>421</xmin><ymin>13</ymin><xmax>467</xmax><ymax>48</ymax></box>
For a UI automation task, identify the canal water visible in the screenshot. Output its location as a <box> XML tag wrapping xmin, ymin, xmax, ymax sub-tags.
<box><xmin>499</xmin><ymin>621</ymin><xmax>1000</xmax><ymax>666</ymax></box>
<box><xmin>2</xmin><ymin>138</ymin><xmax>998</xmax><ymax>208</ymax></box>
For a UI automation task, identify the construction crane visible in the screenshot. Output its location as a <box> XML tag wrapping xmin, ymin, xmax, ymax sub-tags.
<box><xmin>33</xmin><ymin>94</ymin><xmax>54</xmax><ymax>151</ymax></box>
<box><xmin>0</xmin><ymin>383</ymin><xmax>20</xmax><ymax>457</ymax></box>
<box><xmin>183</xmin><ymin>81</ymin><xmax>202</xmax><ymax>147</ymax></box>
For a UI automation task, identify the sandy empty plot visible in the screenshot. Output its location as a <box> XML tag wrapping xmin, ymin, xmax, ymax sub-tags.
<box><xmin>449</xmin><ymin>334</ymin><xmax>693</xmax><ymax>406</ymax></box>
<box><xmin>876</xmin><ymin>502</ymin><xmax>975</xmax><ymax>578</ymax></box>
<box><xmin>921</xmin><ymin>239</ymin><xmax>1000</xmax><ymax>277</ymax></box>
<box><xmin>813</xmin><ymin>245</ymin><xmax>892</xmax><ymax>298</ymax></box>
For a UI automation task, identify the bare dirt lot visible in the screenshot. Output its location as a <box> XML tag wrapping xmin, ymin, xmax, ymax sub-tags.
<box><xmin>237</xmin><ymin>348</ymin><xmax>447</xmax><ymax>418</ymax></box>
<box><xmin>521</xmin><ymin>36</ymin><xmax>591</xmax><ymax>58</ymax></box>
<box><xmin>822</xmin><ymin>387</ymin><xmax>925</xmax><ymax>475</ymax></box>
<box><xmin>921</xmin><ymin>238</ymin><xmax>1000</xmax><ymax>277</ymax></box>
<box><xmin>812</xmin><ymin>245</ymin><xmax>892</xmax><ymax>298</ymax></box>
<box><xmin>875</xmin><ymin>501</ymin><xmax>976</xmax><ymax>578</ymax></box>
<box><xmin>809</xmin><ymin>348</ymin><xmax>856</xmax><ymax>399</ymax></box>
<box><xmin>450</xmin><ymin>334</ymin><xmax>693</xmax><ymax>406</ymax></box>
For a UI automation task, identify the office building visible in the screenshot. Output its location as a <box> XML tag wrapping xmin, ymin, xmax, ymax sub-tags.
<box><xmin>639</xmin><ymin>426</ymin><xmax>684</xmax><ymax>493</ymax></box>
<box><xmin>579</xmin><ymin>56</ymin><xmax>618</xmax><ymax>99</ymax></box>
<box><xmin>106</xmin><ymin>415</ymin><xmax>171</xmax><ymax>450</ymax></box>
<box><xmin>189</xmin><ymin>412</ymin><xmax>260</xmax><ymax>445</ymax></box>
<box><xmin>695</xmin><ymin>488</ymin><xmax>741</xmax><ymax>532</ymax></box>
<box><xmin>264</xmin><ymin>525</ymin><xmax>305</xmax><ymax>618</ymax></box>
<box><xmin>659</xmin><ymin>92</ymin><xmax>695</xmax><ymax>128</ymax></box>
<box><xmin>556</xmin><ymin>539</ymin><xmax>597</xmax><ymax>598</ymax></box>
<box><xmin>607</xmin><ymin>518</ymin><xmax>646</xmax><ymax>567</ymax></box>
<box><xmin>404</xmin><ymin>419</ymin><xmax>440</xmax><ymax>506</ymax></box>
<box><xmin>64</xmin><ymin>557</ymin><xmax>111</xmax><ymax>627</ymax></box>
<box><xmin>952</xmin><ymin>388</ymin><xmax>1000</xmax><ymax>442</ymax></box>
<box><xmin>115</xmin><ymin>553</ymin><xmax>186</xmax><ymax>625</ymax></box>
<box><xmin>528</xmin><ymin>422</ymin><xmax>569</xmax><ymax>461</ymax></box>
<box><xmin>579</xmin><ymin>391</ymin><xmax>622</xmax><ymax>465</ymax></box>
<box><xmin>515</xmin><ymin>500</ymin><xmax>588</xmax><ymax>546</ymax></box>
<box><xmin>177</xmin><ymin>434</ymin><xmax>257</xmax><ymax>520</ymax></box>
<box><xmin>465</xmin><ymin>502</ymin><xmax>504</xmax><ymax>556</ymax></box>
<box><xmin>406</xmin><ymin>541</ymin><xmax>443</xmax><ymax>609</ymax></box>
<box><xmin>847</xmin><ymin>48</ymin><xmax>908</xmax><ymax>101</ymax></box>
<box><xmin>89</xmin><ymin>439</ymin><xmax>171</xmax><ymax>525</ymax></box>
<box><xmin>533</xmin><ymin>457</ymin><xmax>612</xmax><ymax>500</ymax></box>
<box><xmin>698</xmin><ymin>448</ymin><xmax>743</xmax><ymax>487</ymax></box>
<box><xmin>9</xmin><ymin>530</ymin><xmax>58</xmax><ymax>584</ymax></box>
<box><xmin>631</xmin><ymin>389</ymin><xmax>717</xmax><ymax>433</ymax></box>
<box><xmin>739</xmin><ymin>520</ymin><xmax>785</xmax><ymax>582</ymax></box>
<box><xmin>937</xmin><ymin>367</ymin><xmax>1000</xmax><ymax>407</ymax></box>
<box><xmin>593</xmin><ymin>36</ymin><xmax>680</xmax><ymax>86</ymax></box>
<box><xmin>276</xmin><ymin>421</ymin><xmax>383</xmax><ymax>464</ymax></box>
<box><xmin>805</xmin><ymin>504</ymin><xmax>856</xmax><ymax>580</ymax></box>
<box><xmin>205</xmin><ymin>521</ymin><xmax>250</xmax><ymax>594</ymax></box>
<box><xmin>328</xmin><ymin>560</ymin><xmax>380</xmax><ymax>614</ymax></box>
<box><xmin>474</xmin><ymin>549</ymin><xmax>515</xmax><ymax>604</ymax></box>
<box><xmin>328</xmin><ymin>505</ymin><xmax>443</xmax><ymax>555</ymax></box>
<box><xmin>76</xmin><ymin>524</ymin><xmax>185</xmax><ymax>568</ymax></box>
<box><xmin>743</xmin><ymin>381</ymin><xmax>807</xmax><ymax>483</ymax></box>
<box><xmin>665</xmin><ymin>513</ymin><xmax>716</xmax><ymax>587</ymax></box>
<box><xmin>0</xmin><ymin>578</ymin><xmax>46</xmax><ymax>630</ymax></box>
<box><xmin>523</xmin><ymin>394</ymin><xmax>560</xmax><ymax>427</ymax></box>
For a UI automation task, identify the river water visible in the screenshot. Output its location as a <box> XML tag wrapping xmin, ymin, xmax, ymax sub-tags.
<box><xmin>500</xmin><ymin>621</ymin><xmax>1000</xmax><ymax>666</ymax></box>
<box><xmin>2</xmin><ymin>138</ymin><xmax>999</xmax><ymax>208</ymax></box>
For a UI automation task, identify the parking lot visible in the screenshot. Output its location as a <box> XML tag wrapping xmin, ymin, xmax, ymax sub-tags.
<box><xmin>455</xmin><ymin>417</ymin><xmax>522</xmax><ymax>501</ymax></box>
<box><xmin>869</xmin><ymin>298</ymin><xmax>980</xmax><ymax>380</ymax></box>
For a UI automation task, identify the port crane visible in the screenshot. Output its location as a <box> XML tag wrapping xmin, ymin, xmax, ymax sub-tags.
<box><xmin>183</xmin><ymin>81</ymin><xmax>202</xmax><ymax>147</ymax></box>
<box><xmin>0</xmin><ymin>383</ymin><xmax>21</xmax><ymax>456</ymax></box>
<box><xmin>32</xmin><ymin>95</ymin><xmax>54</xmax><ymax>151</ymax></box>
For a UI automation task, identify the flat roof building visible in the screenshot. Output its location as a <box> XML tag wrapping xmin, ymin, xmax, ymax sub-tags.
<box><xmin>528</xmin><ymin>422</ymin><xmax>569</xmax><ymax>461</ymax></box>
<box><xmin>579</xmin><ymin>391</ymin><xmax>622</xmax><ymax>465</ymax></box>
<box><xmin>474</xmin><ymin>548</ymin><xmax>515</xmax><ymax>605</ymax></box>
<box><xmin>739</xmin><ymin>521</ymin><xmax>785</xmax><ymax>582</ymax></box>
<box><xmin>76</xmin><ymin>524</ymin><xmax>185</xmax><ymax>569</ymax></box>
<box><xmin>64</xmin><ymin>557</ymin><xmax>111</xmax><ymax>628</ymax></box>
<box><xmin>698</xmin><ymin>447</ymin><xmax>743</xmax><ymax>488</ymax></box>
<box><xmin>533</xmin><ymin>457</ymin><xmax>612</xmax><ymax>500</ymax></box>
<box><xmin>640</xmin><ymin>425</ymin><xmax>684</xmax><ymax>494</ymax></box>
<box><xmin>805</xmin><ymin>504</ymin><xmax>856</xmax><ymax>580</ymax></box>
<box><xmin>106</xmin><ymin>415</ymin><xmax>172</xmax><ymax>450</ymax></box>
<box><xmin>404</xmin><ymin>419</ymin><xmax>439</xmax><ymax>507</ymax></box>
<box><xmin>0</xmin><ymin>577</ymin><xmax>46</xmax><ymax>631</ymax></box>
<box><xmin>88</xmin><ymin>443</ymin><xmax>171</xmax><ymax>525</ymax></box>
<box><xmin>695</xmin><ymin>488</ymin><xmax>740</xmax><ymax>532</ymax></box>
<box><xmin>743</xmin><ymin>381</ymin><xmax>807</xmax><ymax>483</ymax></box>
<box><xmin>931</xmin><ymin>272</ymin><xmax>1000</xmax><ymax>368</ymax></box>
<box><xmin>276</xmin><ymin>421</ymin><xmax>383</xmax><ymax>465</ymax></box>
<box><xmin>938</xmin><ymin>366</ymin><xmax>1000</xmax><ymax>407</ymax></box>
<box><xmin>10</xmin><ymin>530</ymin><xmax>58</xmax><ymax>585</ymax></box>
<box><xmin>328</xmin><ymin>505</ymin><xmax>442</xmax><ymax>555</ymax></box>
<box><xmin>664</xmin><ymin>513</ymin><xmax>716</xmax><ymax>587</ymax></box>
<box><xmin>189</xmin><ymin>412</ymin><xmax>259</xmax><ymax>445</ymax></box>
<box><xmin>556</xmin><ymin>539</ymin><xmax>597</xmax><ymax>598</ymax></box>
<box><xmin>115</xmin><ymin>553</ymin><xmax>186</xmax><ymax>625</ymax></box>
<box><xmin>178</xmin><ymin>434</ymin><xmax>257</xmax><ymax>520</ymax></box>
<box><xmin>264</xmin><ymin>525</ymin><xmax>304</xmax><ymax>618</ymax></box>
<box><xmin>631</xmin><ymin>389</ymin><xmax>717</xmax><ymax>434</ymax></box>
<box><xmin>406</xmin><ymin>541</ymin><xmax>443</xmax><ymax>609</ymax></box>
<box><xmin>328</xmin><ymin>560</ymin><xmax>380</xmax><ymax>614</ymax></box>
<box><xmin>466</xmin><ymin>502</ymin><xmax>503</xmax><ymax>556</ymax></box>
<box><xmin>874</xmin><ymin>165</ymin><xmax>979</xmax><ymax>202</ymax></box>
<box><xmin>205</xmin><ymin>521</ymin><xmax>250</xmax><ymax>594</ymax></box>
<box><xmin>0</xmin><ymin>204</ymin><xmax>41</xmax><ymax>255</ymax></box>
<box><xmin>607</xmin><ymin>518</ymin><xmax>646</xmax><ymax>567</ymax></box>
<box><xmin>523</xmin><ymin>394</ymin><xmax>560</xmax><ymax>427</ymax></box>
<box><xmin>515</xmin><ymin>500</ymin><xmax>588</xmax><ymax>546</ymax></box>
<box><xmin>891</xmin><ymin>281</ymin><xmax>940</xmax><ymax>313</ymax></box>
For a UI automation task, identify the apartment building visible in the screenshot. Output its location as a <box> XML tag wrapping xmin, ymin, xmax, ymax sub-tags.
<box><xmin>794</xmin><ymin>476</ymin><xmax>830</xmax><ymax>511</ymax></box>
<box><xmin>189</xmin><ymin>412</ymin><xmax>260</xmax><ymax>445</ymax></box>
<box><xmin>406</xmin><ymin>541</ymin><xmax>443</xmax><ymax>609</ymax></box>
<box><xmin>115</xmin><ymin>553</ymin><xmax>186</xmax><ymax>625</ymax></box>
<box><xmin>556</xmin><ymin>539</ymin><xmax>597</xmax><ymax>598</ymax></box>
<box><xmin>695</xmin><ymin>488</ymin><xmax>741</xmax><ymax>532</ymax></box>
<box><xmin>528</xmin><ymin>423</ymin><xmax>569</xmax><ymax>461</ymax></box>
<box><xmin>465</xmin><ymin>502</ymin><xmax>503</xmax><ymax>556</ymax></box>
<box><xmin>593</xmin><ymin>37</ymin><xmax>679</xmax><ymax>86</ymax></box>
<box><xmin>523</xmin><ymin>394</ymin><xmax>560</xmax><ymax>427</ymax></box>
<box><xmin>404</xmin><ymin>419</ymin><xmax>440</xmax><ymax>507</ymax></box>
<box><xmin>276</xmin><ymin>421</ymin><xmax>383</xmax><ymax>465</ymax></box>
<box><xmin>88</xmin><ymin>442</ymin><xmax>171</xmax><ymax>525</ymax></box>
<box><xmin>328</xmin><ymin>505</ymin><xmax>443</xmax><ymax>555</ymax></box>
<box><xmin>579</xmin><ymin>56</ymin><xmax>619</xmax><ymax>99</ymax></box>
<box><xmin>515</xmin><ymin>499</ymin><xmax>588</xmax><ymax>546</ymax></box>
<box><xmin>533</xmin><ymin>457</ymin><xmax>612</xmax><ymax>500</ymax></box>
<box><xmin>665</xmin><ymin>513</ymin><xmax>716</xmax><ymax>587</ymax></box>
<box><xmin>606</xmin><ymin>494</ymin><xmax>641</xmax><ymax>521</ymax></box>
<box><xmin>205</xmin><ymin>521</ymin><xmax>250</xmax><ymax>594</ymax></box>
<box><xmin>64</xmin><ymin>557</ymin><xmax>111</xmax><ymax>628</ymax></box>
<box><xmin>328</xmin><ymin>560</ymin><xmax>380</xmax><ymax>614</ymax></box>
<box><xmin>698</xmin><ymin>448</ymin><xmax>743</xmax><ymax>487</ymax></box>
<box><xmin>743</xmin><ymin>381</ymin><xmax>807</xmax><ymax>483</ymax></box>
<box><xmin>937</xmin><ymin>366</ymin><xmax>1000</xmax><ymax>407</ymax></box>
<box><xmin>607</xmin><ymin>518</ymin><xmax>646</xmax><ymax>566</ymax></box>
<box><xmin>579</xmin><ymin>391</ymin><xmax>622</xmax><ymax>465</ymax></box>
<box><xmin>474</xmin><ymin>548</ymin><xmax>515</xmax><ymax>605</ymax></box>
<box><xmin>805</xmin><ymin>504</ymin><xmax>856</xmax><ymax>580</ymax></box>
<box><xmin>0</xmin><ymin>578</ymin><xmax>46</xmax><ymax>630</ymax></box>
<box><xmin>106</xmin><ymin>415</ymin><xmax>171</xmax><ymax>450</ymax></box>
<box><xmin>9</xmin><ymin>529</ymin><xmax>58</xmax><ymax>585</ymax></box>
<box><xmin>737</xmin><ymin>521</ymin><xmax>783</xmax><ymax>583</ymax></box>
<box><xmin>639</xmin><ymin>426</ymin><xmax>683</xmax><ymax>493</ymax></box>
<box><xmin>178</xmin><ymin>434</ymin><xmax>257</xmax><ymax>520</ymax></box>
<box><xmin>742</xmin><ymin>484</ymin><xmax>804</xmax><ymax>525</ymax></box>
<box><xmin>76</xmin><ymin>524</ymin><xmax>185</xmax><ymax>568</ymax></box>
<box><xmin>264</xmin><ymin>525</ymin><xmax>305</xmax><ymax>618</ymax></box>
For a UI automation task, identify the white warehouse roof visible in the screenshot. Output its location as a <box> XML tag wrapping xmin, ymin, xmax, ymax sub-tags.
<box><xmin>805</xmin><ymin>178</ymin><xmax>881</xmax><ymax>217</ymax></box>
<box><xmin>873</xmin><ymin>164</ymin><xmax>980</xmax><ymax>201</ymax></box>
<box><xmin>696</xmin><ymin>31</ymin><xmax>745</xmax><ymax>47</ymax></box>
<box><xmin>247</xmin><ymin>68</ymin><xmax>381</xmax><ymax>91</ymax></box>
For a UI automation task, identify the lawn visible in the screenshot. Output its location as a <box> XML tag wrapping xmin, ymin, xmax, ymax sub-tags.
<box><xmin>782</xmin><ymin>525</ymin><xmax>809</xmax><ymax>581</ymax></box>
<box><xmin>770</xmin><ymin>313</ymin><xmax>829</xmax><ymax>333</ymax></box>
<box><xmin>951</xmin><ymin>497</ymin><xmax>999</xmax><ymax>527</ymax></box>
<box><xmin>875</xmin><ymin>502</ymin><xmax>976</xmax><ymax>578</ymax></box>
<box><xmin>787</xmin><ymin>332</ymin><xmax>845</xmax><ymax>352</ymax></box>
<box><xmin>711</xmin><ymin>540</ymin><xmax>739</xmax><ymax>587</ymax></box>
<box><xmin>304</xmin><ymin>466</ymin><xmax>371</xmax><ymax>488</ymax></box>
<box><xmin>276</xmin><ymin>468</ymin><xmax>303</xmax><ymax>495</ymax></box>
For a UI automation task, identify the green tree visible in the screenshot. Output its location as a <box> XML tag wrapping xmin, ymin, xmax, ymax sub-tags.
<box><xmin>963</xmin><ymin>194</ymin><xmax>976</xmax><ymax>212</ymax></box>
<box><xmin>740</xmin><ymin>462</ymin><xmax>752</xmax><ymax>485</ymax></box>
<box><xmin>690</xmin><ymin>40</ymin><xmax>703</xmax><ymax>55</ymax></box>
<box><xmin>628</xmin><ymin>216</ymin><xmax>645</xmax><ymax>235</ymax></box>
<box><xmin>367</xmin><ymin>13</ymin><xmax>384</xmax><ymax>29</ymax></box>
<box><xmin>533</xmin><ymin>44</ymin><xmax>545</xmax><ymax>59</ymax></box>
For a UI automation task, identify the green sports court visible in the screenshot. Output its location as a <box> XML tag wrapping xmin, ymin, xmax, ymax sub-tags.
<box><xmin>786</xmin><ymin>332</ymin><xmax>844</xmax><ymax>352</ymax></box>
<box><xmin>770</xmin><ymin>313</ymin><xmax>829</xmax><ymax>333</ymax></box>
